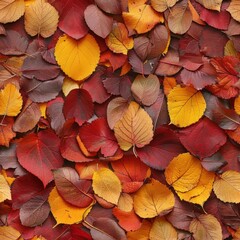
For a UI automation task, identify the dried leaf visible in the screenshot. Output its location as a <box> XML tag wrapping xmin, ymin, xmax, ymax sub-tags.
<box><xmin>0</xmin><ymin>117</ymin><xmax>16</xmax><ymax>147</ymax></box>
<box><xmin>227</xmin><ymin>0</ymin><xmax>240</xmax><ymax>22</ymax></box>
<box><xmin>151</xmin><ymin>0</ymin><xmax>178</xmax><ymax>12</ymax></box>
<box><xmin>0</xmin><ymin>174</ymin><xmax>11</xmax><ymax>202</ymax></box>
<box><xmin>196</xmin><ymin>0</ymin><xmax>223</xmax><ymax>11</ymax></box>
<box><xmin>0</xmin><ymin>226</ymin><xmax>21</xmax><ymax>240</ymax></box>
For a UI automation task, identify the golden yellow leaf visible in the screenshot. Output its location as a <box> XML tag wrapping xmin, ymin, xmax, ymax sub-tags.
<box><xmin>196</xmin><ymin>0</ymin><xmax>222</xmax><ymax>11</ymax></box>
<box><xmin>31</xmin><ymin>236</ymin><xmax>47</xmax><ymax>240</ymax></box>
<box><xmin>163</xmin><ymin>77</ymin><xmax>177</xmax><ymax>96</ymax></box>
<box><xmin>165</xmin><ymin>152</ymin><xmax>202</xmax><ymax>192</ymax></box>
<box><xmin>127</xmin><ymin>220</ymin><xmax>152</xmax><ymax>240</ymax></box>
<box><xmin>189</xmin><ymin>214</ymin><xmax>222</xmax><ymax>240</ymax></box>
<box><xmin>92</xmin><ymin>168</ymin><xmax>122</xmax><ymax>205</ymax></box>
<box><xmin>224</xmin><ymin>40</ymin><xmax>240</xmax><ymax>57</ymax></box>
<box><xmin>227</xmin><ymin>0</ymin><xmax>240</xmax><ymax>21</ymax></box>
<box><xmin>114</xmin><ymin>101</ymin><xmax>154</xmax><ymax>151</ymax></box>
<box><xmin>149</xmin><ymin>217</ymin><xmax>177</xmax><ymax>240</ymax></box>
<box><xmin>133</xmin><ymin>179</ymin><xmax>175</xmax><ymax>218</ymax></box>
<box><xmin>0</xmin><ymin>226</ymin><xmax>21</xmax><ymax>240</ymax></box>
<box><xmin>24</xmin><ymin>0</ymin><xmax>59</xmax><ymax>38</ymax></box>
<box><xmin>0</xmin><ymin>0</ymin><xmax>25</xmax><ymax>24</ymax></box>
<box><xmin>39</xmin><ymin>103</ymin><xmax>47</xmax><ymax>118</ymax></box>
<box><xmin>123</xmin><ymin>4</ymin><xmax>164</xmax><ymax>34</ymax></box>
<box><xmin>62</xmin><ymin>77</ymin><xmax>80</xmax><ymax>96</ymax></box>
<box><xmin>234</xmin><ymin>96</ymin><xmax>240</xmax><ymax>115</ymax></box>
<box><xmin>117</xmin><ymin>193</ymin><xmax>133</xmax><ymax>212</ymax></box>
<box><xmin>167</xmin><ymin>85</ymin><xmax>206</xmax><ymax>127</ymax></box>
<box><xmin>151</xmin><ymin>0</ymin><xmax>178</xmax><ymax>12</ymax></box>
<box><xmin>0</xmin><ymin>174</ymin><xmax>11</xmax><ymax>202</ymax></box>
<box><xmin>48</xmin><ymin>187</ymin><xmax>92</xmax><ymax>225</ymax></box>
<box><xmin>213</xmin><ymin>170</ymin><xmax>240</xmax><ymax>203</ymax></box>
<box><xmin>177</xmin><ymin>168</ymin><xmax>215</xmax><ymax>206</ymax></box>
<box><xmin>55</xmin><ymin>34</ymin><xmax>100</xmax><ymax>81</ymax></box>
<box><xmin>105</xmin><ymin>22</ymin><xmax>133</xmax><ymax>55</ymax></box>
<box><xmin>0</xmin><ymin>83</ymin><xmax>23</xmax><ymax>116</ymax></box>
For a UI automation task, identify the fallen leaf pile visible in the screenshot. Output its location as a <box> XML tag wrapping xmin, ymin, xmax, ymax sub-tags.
<box><xmin>0</xmin><ymin>0</ymin><xmax>240</xmax><ymax>239</ymax></box>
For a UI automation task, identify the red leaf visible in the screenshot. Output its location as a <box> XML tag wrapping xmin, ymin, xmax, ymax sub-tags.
<box><xmin>53</xmin><ymin>167</ymin><xmax>93</xmax><ymax>208</ymax></box>
<box><xmin>16</xmin><ymin>130</ymin><xmax>64</xmax><ymax>187</ymax></box>
<box><xmin>136</xmin><ymin>127</ymin><xmax>185</xmax><ymax>170</ymax></box>
<box><xmin>63</xmin><ymin>89</ymin><xmax>94</xmax><ymax>126</ymax></box>
<box><xmin>0</xmin><ymin>116</ymin><xmax>16</xmax><ymax>147</ymax></box>
<box><xmin>51</xmin><ymin>0</ymin><xmax>93</xmax><ymax>39</ymax></box>
<box><xmin>178</xmin><ymin>118</ymin><xmax>227</xmax><ymax>159</ymax></box>
<box><xmin>79</xmin><ymin>118</ymin><xmax>119</xmax><ymax>157</ymax></box>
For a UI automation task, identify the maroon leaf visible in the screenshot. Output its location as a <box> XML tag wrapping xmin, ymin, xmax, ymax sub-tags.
<box><xmin>201</xmin><ymin>152</ymin><xmax>227</xmax><ymax>172</ymax></box>
<box><xmin>53</xmin><ymin>167</ymin><xmax>93</xmax><ymax>208</ymax></box>
<box><xmin>79</xmin><ymin>118</ymin><xmax>119</xmax><ymax>157</ymax></box>
<box><xmin>16</xmin><ymin>130</ymin><xmax>64</xmax><ymax>187</ymax></box>
<box><xmin>136</xmin><ymin>127</ymin><xmax>185</xmax><ymax>170</ymax></box>
<box><xmin>21</xmin><ymin>75</ymin><xmax>64</xmax><ymax>103</ymax></box>
<box><xmin>0</xmin><ymin>30</ymin><xmax>28</xmax><ymax>55</ymax></box>
<box><xmin>95</xmin><ymin>0</ymin><xmax>122</xmax><ymax>14</ymax></box>
<box><xmin>84</xmin><ymin>5</ymin><xmax>113</xmax><ymax>38</ymax></box>
<box><xmin>178</xmin><ymin>118</ymin><xmax>227</xmax><ymax>159</ymax></box>
<box><xmin>63</xmin><ymin>89</ymin><xmax>94</xmax><ymax>126</ymax></box>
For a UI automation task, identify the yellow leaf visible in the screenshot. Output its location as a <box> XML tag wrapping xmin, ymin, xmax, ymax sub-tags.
<box><xmin>39</xmin><ymin>103</ymin><xmax>47</xmax><ymax>118</ymax></box>
<box><xmin>167</xmin><ymin>85</ymin><xmax>206</xmax><ymax>127</ymax></box>
<box><xmin>24</xmin><ymin>0</ymin><xmax>59</xmax><ymax>38</ymax></box>
<box><xmin>149</xmin><ymin>217</ymin><xmax>178</xmax><ymax>240</ymax></box>
<box><xmin>55</xmin><ymin>34</ymin><xmax>100</xmax><ymax>81</ymax></box>
<box><xmin>62</xmin><ymin>77</ymin><xmax>80</xmax><ymax>96</ymax></box>
<box><xmin>127</xmin><ymin>220</ymin><xmax>152</xmax><ymax>240</ymax></box>
<box><xmin>224</xmin><ymin>40</ymin><xmax>240</xmax><ymax>57</ymax></box>
<box><xmin>213</xmin><ymin>170</ymin><xmax>240</xmax><ymax>203</ymax></box>
<box><xmin>114</xmin><ymin>101</ymin><xmax>154</xmax><ymax>151</ymax></box>
<box><xmin>196</xmin><ymin>0</ymin><xmax>222</xmax><ymax>11</ymax></box>
<box><xmin>117</xmin><ymin>193</ymin><xmax>133</xmax><ymax>212</ymax></box>
<box><xmin>31</xmin><ymin>236</ymin><xmax>47</xmax><ymax>240</ymax></box>
<box><xmin>0</xmin><ymin>174</ymin><xmax>11</xmax><ymax>202</ymax></box>
<box><xmin>0</xmin><ymin>0</ymin><xmax>25</xmax><ymax>24</ymax></box>
<box><xmin>92</xmin><ymin>168</ymin><xmax>122</xmax><ymax>205</ymax></box>
<box><xmin>0</xmin><ymin>226</ymin><xmax>21</xmax><ymax>240</ymax></box>
<box><xmin>48</xmin><ymin>187</ymin><xmax>92</xmax><ymax>225</ymax></box>
<box><xmin>123</xmin><ymin>4</ymin><xmax>164</xmax><ymax>34</ymax></box>
<box><xmin>227</xmin><ymin>0</ymin><xmax>240</xmax><ymax>21</ymax></box>
<box><xmin>234</xmin><ymin>96</ymin><xmax>240</xmax><ymax>115</ymax></box>
<box><xmin>0</xmin><ymin>84</ymin><xmax>23</xmax><ymax>116</ymax></box>
<box><xmin>189</xmin><ymin>214</ymin><xmax>222</xmax><ymax>240</ymax></box>
<box><xmin>151</xmin><ymin>0</ymin><xmax>178</xmax><ymax>12</ymax></box>
<box><xmin>177</xmin><ymin>168</ymin><xmax>215</xmax><ymax>206</ymax></box>
<box><xmin>133</xmin><ymin>179</ymin><xmax>175</xmax><ymax>218</ymax></box>
<box><xmin>105</xmin><ymin>22</ymin><xmax>134</xmax><ymax>55</ymax></box>
<box><xmin>165</xmin><ymin>152</ymin><xmax>202</xmax><ymax>192</ymax></box>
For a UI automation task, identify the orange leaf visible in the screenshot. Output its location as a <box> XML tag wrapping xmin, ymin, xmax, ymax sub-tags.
<box><xmin>163</xmin><ymin>77</ymin><xmax>177</xmax><ymax>95</ymax></box>
<box><xmin>234</xmin><ymin>95</ymin><xmax>240</xmax><ymax>115</ymax></box>
<box><xmin>114</xmin><ymin>101</ymin><xmax>154</xmax><ymax>151</ymax></box>
<box><xmin>0</xmin><ymin>117</ymin><xmax>16</xmax><ymax>147</ymax></box>
<box><xmin>127</xmin><ymin>220</ymin><xmax>152</xmax><ymax>240</ymax></box>
<box><xmin>0</xmin><ymin>226</ymin><xmax>21</xmax><ymax>240</ymax></box>
<box><xmin>105</xmin><ymin>22</ymin><xmax>133</xmax><ymax>55</ymax></box>
<box><xmin>76</xmin><ymin>135</ymin><xmax>97</xmax><ymax>157</ymax></box>
<box><xmin>227</xmin><ymin>125</ymin><xmax>240</xmax><ymax>144</ymax></box>
<box><xmin>165</xmin><ymin>152</ymin><xmax>202</xmax><ymax>192</ymax></box>
<box><xmin>188</xmin><ymin>0</ymin><xmax>205</xmax><ymax>25</ymax></box>
<box><xmin>213</xmin><ymin>170</ymin><xmax>240</xmax><ymax>203</ymax></box>
<box><xmin>133</xmin><ymin>179</ymin><xmax>174</xmax><ymax>218</ymax></box>
<box><xmin>123</xmin><ymin>3</ymin><xmax>163</xmax><ymax>34</ymax></box>
<box><xmin>190</xmin><ymin>214</ymin><xmax>222</xmax><ymax>240</ymax></box>
<box><xmin>151</xmin><ymin>0</ymin><xmax>178</xmax><ymax>12</ymax></box>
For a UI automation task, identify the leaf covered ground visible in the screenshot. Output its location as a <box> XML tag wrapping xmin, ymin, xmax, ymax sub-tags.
<box><xmin>0</xmin><ymin>0</ymin><xmax>240</xmax><ymax>239</ymax></box>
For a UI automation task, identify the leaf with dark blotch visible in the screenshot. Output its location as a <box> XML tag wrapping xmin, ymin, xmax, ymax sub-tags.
<box><xmin>53</xmin><ymin>167</ymin><xmax>93</xmax><ymax>208</ymax></box>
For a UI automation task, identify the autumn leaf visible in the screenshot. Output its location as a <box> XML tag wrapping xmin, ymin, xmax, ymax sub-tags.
<box><xmin>92</xmin><ymin>168</ymin><xmax>122</xmax><ymax>205</ymax></box>
<box><xmin>189</xmin><ymin>214</ymin><xmax>222</xmax><ymax>240</ymax></box>
<box><xmin>234</xmin><ymin>96</ymin><xmax>240</xmax><ymax>115</ymax></box>
<box><xmin>0</xmin><ymin>83</ymin><xmax>23</xmax><ymax>116</ymax></box>
<box><xmin>151</xmin><ymin>0</ymin><xmax>178</xmax><ymax>12</ymax></box>
<box><xmin>0</xmin><ymin>0</ymin><xmax>25</xmax><ymax>24</ymax></box>
<box><xmin>127</xmin><ymin>220</ymin><xmax>152</xmax><ymax>240</ymax></box>
<box><xmin>227</xmin><ymin>1</ymin><xmax>240</xmax><ymax>22</ymax></box>
<box><xmin>24</xmin><ymin>0</ymin><xmax>59</xmax><ymax>38</ymax></box>
<box><xmin>163</xmin><ymin>77</ymin><xmax>177</xmax><ymax>96</ymax></box>
<box><xmin>196</xmin><ymin>0</ymin><xmax>223</xmax><ymax>11</ymax></box>
<box><xmin>0</xmin><ymin>174</ymin><xmax>11</xmax><ymax>202</ymax></box>
<box><xmin>48</xmin><ymin>187</ymin><xmax>92</xmax><ymax>225</ymax></box>
<box><xmin>133</xmin><ymin>179</ymin><xmax>174</xmax><ymax>218</ymax></box>
<box><xmin>0</xmin><ymin>226</ymin><xmax>21</xmax><ymax>240</ymax></box>
<box><xmin>213</xmin><ymin>170</ymin><xmax>240</xmax><ymax>203</ymax></box>
<box><xmin>114</xmin><ymin>101</ymin><xmax>154</xmax><ymax>151</ymax></box>
<box><xmin>0</xmin><ymin>117</ymin><xmax>16</xmax><ymax>147</ymax></box>
<box><xmin>167</xmin><ymin>85</ymin><xmax>206</xmax><ymax>127</ymax></box>
<box><xmin>123</xmin><ymin>2</ymin><xmax>164</xmax><ymax>34</ymax></box>
<box><xmin>55</xmin><ymin>34</ymin><xmax>100</xmax><ymax>81</ymax></box>
<box><xmin>105</xmin><ymin>22</ymin><xmax>134</xmax><ymax>55</ymax></box>
<box><xmin>165</xmin><ymin>152</ymin><xmax>202</xmax><ymax>192</ymax></box>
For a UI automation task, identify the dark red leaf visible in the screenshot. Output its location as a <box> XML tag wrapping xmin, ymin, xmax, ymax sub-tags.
<box><xmin>136</xmin><ymin>127</ymin><xmax>185</xmax><ymax>170</ymax></box>
<box><xmin>79</xmin><ymin>118</ymin><xmax>119</xmax><ymax>157</ymax></box>
<box><xmin>178</xmin><ymin>118</ymin><xmax>227</xmax><ymax>159</ymax></box>
<box><xmin>63</xmin><ymin>89</ymin><xmax>94</xmax><ymax>126</ymax></box>
<box><xmin>16</xmin><ymin>130</ymin><xmax>64</xmax><ymax>187</ymax></box>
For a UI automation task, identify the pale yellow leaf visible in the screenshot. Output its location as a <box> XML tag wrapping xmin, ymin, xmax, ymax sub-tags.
<box><xmin>55</xmin><ymin>34</ymin><xmax>100</xmax><ymax>81</ymax></box>
<box><xmin>227</xmin><ymin>0</ymin><xmax>240</xmax><ymax>22</ymax></box>
<box><xmin>92</xmin><ymin>168</ymin><xmax>122</xmax><ymax>205</ymax></box>
<box><xmin>62</xmin><ymin>77</ymin><xmax>80</xmax><ymax>96</ymax></box>
<box><xmin>117</xmin><ymin>193</ymin><xmax>133</xmax><ymax>212</ymax></box>
<box><xmin>196</xmin><ymin>0</ymin><xmax>222</xmax><ymax>11</ymax></box>
<box><xmin>0</xmin><ymin>174</ymin><xmax>11</xmax><ymax>202</ymax></box>
<box><xmin>134</xmin><ymin>179</ymin><xmax>175</xmax><ymax>218</ymax></box>
<box><xmin>114</xmin><ymin>101</ymin><xmax>154</xmax><ymax>151</ymax></box>
<box><xmin>24</xmin><ymin>0</ymin><xmax>59</xmax><ymax>38</ymax></box>
<box><xmin>0</xmin><ymin>83</ymin><xmax>23</xmax><ymax>116</ymax></box>
<box><xmin>165</xmin><ymin>152</ymin><xmax>202</xmax><ymax>192</ymax></box>
<box><xmin>213</xmin><ymin>170</ymin><xmax>240</xmax><ymax>203</ymax></box>
<box><xmin>48</xmin><ymin>187</ymin><xmax>92</xmax><ymax>225</ymax></box>
<box><xmin>0</xmin><ymin>226</ymin><xmax>21</xmax><ymax>240</ymax></box>
<box><xmin>167</xmin><ymin>85</ymin><xmax>206</xmax><ymax>127</ymax></box>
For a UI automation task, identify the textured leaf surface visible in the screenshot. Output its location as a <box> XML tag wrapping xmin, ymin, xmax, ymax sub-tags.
<box><xmin>0</xmin><ymin>174</ymin><xmax>11</xmax><ymax>202</ymax></box>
